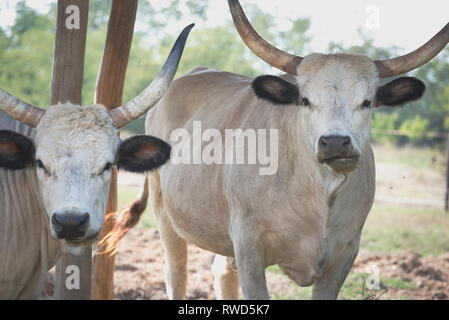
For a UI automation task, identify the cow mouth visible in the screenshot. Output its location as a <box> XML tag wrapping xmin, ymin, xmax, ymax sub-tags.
<box><xmin>322</xmin><ymin>156</ymin><xmax>360</xmax><ymax>173</ymax></box>
<box><xmin>65</xmin><ymin>232</ymin><xmax>100</xmax><ymax>247</ymax></box>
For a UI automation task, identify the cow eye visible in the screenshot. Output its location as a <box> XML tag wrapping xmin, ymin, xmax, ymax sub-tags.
<box><xmin>361</xmin><ymin>100</ymin><xmax>371</xmax><ymax>109</ymax></box>
<box><xmin>35</xmin><ymin>159</ymin><xmax>50</xmax><ymax>176</ymax></box>
<box><xmin>36</xmin><ymin>159</ymin><xmax>44</xmax><ymax>169</ymax></box>
<box><xmin>100</xmin><ymin>162</ymin><xmax>112</xmax><ymax>174</ymax></box>
<box><xmin>301</xmin><ymin>97</ymin><xmax>310</xmax><ymax>107</ymax></box>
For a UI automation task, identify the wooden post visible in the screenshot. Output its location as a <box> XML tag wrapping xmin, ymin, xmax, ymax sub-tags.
<box><xmin>52</xmin><ymin>0</ymin><xmax>91</xmax><ymax>300</ymax></box>
<box><xmin>51</xmin><ymin>0</ymin><xmax>89</xmax><ymax>105</ymax></box>
<box><xmin>91</xmin><ymin>0</ymin><xmax>138</xmax><ymax>300</ymax></box>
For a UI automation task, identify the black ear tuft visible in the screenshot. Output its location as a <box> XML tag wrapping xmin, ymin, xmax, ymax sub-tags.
<box><xmin>376</xmin><ymin>77</ymin><xmax>425</xmax><ymax>107</ymax></box>
<box><xmin>117</xmin><ymin>135</ymin><xmax>171</xmax><ymax>173</ymax></box>
<box><xmin>252</xmin><ymin>75</ymin><xmax>299</xmax><ymax>105</ymax></box>
<box><xmin>0</xmin><ymin>130</ymin><xmax>35</xmax><ymax>170</ymax></box>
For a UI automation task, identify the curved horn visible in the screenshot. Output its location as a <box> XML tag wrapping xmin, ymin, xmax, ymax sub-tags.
<box><xmin>0</xmin><ymin>88</ymin><xmax>45</xmax><ymax>127</ymax></box>
<box><xmin>375</xmin><ymin>23</ymin><xmax>449</xmax><ymax>78</ymax></box>
<box><xmin>110</xmin><ymin>23</ymin><xmax>194</xmax><ymax>128</ymax></box>
<box><xmin>228</xmin><ymin>0</ymin><xmax>302</xmax><ymax>75</ymax></box>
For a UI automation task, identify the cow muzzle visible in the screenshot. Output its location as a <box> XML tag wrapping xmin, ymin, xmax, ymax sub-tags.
<box><xmin>51</xmin><ymin>209</ymin><xmax>94</xmax><ymax>242</ymax></box>
<box><xmin>317</xmin><ymin>135</ymin><xmax>360</xmax><ymax>173</ymax></box>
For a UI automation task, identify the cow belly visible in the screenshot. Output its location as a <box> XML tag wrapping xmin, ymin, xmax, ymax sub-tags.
<box><xmin>165</xmin><ymin>203</ymin><xmax>235</xmax><ymax>256</ymax></box>
<box><xmin>159</xmin><ymin>163</ymin><xmax>234</xmax><ymax>256</ymax></box>
<box><xmin>164</xmin><ymin>189</ymin><xmax>324</xmax><ymax>286</ymax></box>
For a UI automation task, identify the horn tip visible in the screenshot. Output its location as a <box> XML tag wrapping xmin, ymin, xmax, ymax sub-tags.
<box><xmin>182</xmin><ymin>23</ymin><xmax>195</xmax><ymax>34</ymax></box>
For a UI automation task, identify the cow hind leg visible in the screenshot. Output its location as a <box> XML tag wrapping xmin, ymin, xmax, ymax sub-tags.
<box><xmin>212</xmin><ymin>255</ymin><xmax>240</xmax><ymax>299</ymax></box>
<box><xmin>157</xmin><ymin>214</ymin><xmax>188</xmax><ymax>299</ymax></box>
<box><xmin>311</xmin><ymin>232</ymin><xmax>361</xmax><ymax>300</ymax></box>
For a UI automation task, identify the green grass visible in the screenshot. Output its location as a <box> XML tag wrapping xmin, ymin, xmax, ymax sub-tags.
<box><xmin>339</xmin><ymin>273</ymin><xmax>412</xmax><ymax>300</ymax></box>
<box><xmin>381</xmin><ymin>277</ymin><xmax>414</xmax><ymax>290</ymax></box>
<box><xmin>266</xmin><ymin>265</ymin><xmax>283</xmax><ymax>274</ymax></box>
<box><xmin>267</xmin><ymin>266</ymin><xmax>413</xmax><ymax>300</ymax></box>
<box><xmin>361</xmin><ymin>203</ymin><xmax>449</xmax><ymax>256</ymax></box>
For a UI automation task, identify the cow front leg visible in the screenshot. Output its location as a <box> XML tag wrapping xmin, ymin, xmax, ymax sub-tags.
<box><xmin>311</xmin><ymin>232</ymin><xmax>361</xmax><ymax>300</ymax></box>
<box><xmin>212</xmin><ymin>255</ymin><xmax>240</xmax><ymax>299</ymax></box>
<box><xmin>230</xmin><ymin>218</ymin><xmax>270</xmax><ymax>300</ymax></box>
<box><xmin>157</xmin><ymin>214</ymin><xmax>188</xmax><ymax>299</ymax></box>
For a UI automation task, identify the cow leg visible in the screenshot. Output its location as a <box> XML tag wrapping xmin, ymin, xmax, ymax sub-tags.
<box><xmin>149</xmin><ymin>173</ymin><xmax>188</xmax><ymax>299</ymax></box>
<box><xmin>311</xmin><ymin>232</ymin><xmax>361</xmax><ymax>300</ymax></box>
<box><xmin>231</xmin><ymin>218</ymin><xmax>270</xmax><ymax>300</ymax></box>
<box><xmin>157</xmin><ymin>215</ymin><xmax>188</xmax><ymax>299</ymax></box>
<box><xmin>212</xmin><ymin>255</ymin><xmax>240</xmax><ymax>299</ymax></box>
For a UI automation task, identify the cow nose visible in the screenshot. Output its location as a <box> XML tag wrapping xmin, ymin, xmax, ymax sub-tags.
<box><xmin>51</xmin><ymin>213</ymin><xmax>90</xmax><ymax>240</ymax></box>
<box><xmin>318</xmin><ymin>135</ymin><xmax>352</xmax><ymax>156</ymax></box>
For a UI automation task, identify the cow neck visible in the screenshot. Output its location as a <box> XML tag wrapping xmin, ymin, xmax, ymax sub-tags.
<box><xmin>282</xmin><ymin>108</ymin><xmax>348</xmax><ymax>209</ymax></box>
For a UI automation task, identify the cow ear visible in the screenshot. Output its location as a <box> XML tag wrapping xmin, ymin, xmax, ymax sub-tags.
<box><xmin>117</xmin><ymin>135</ymin><xmax>171</xmax><ymax>173</ymax></box>
<box><xmin>0</xmin><ymin>130</ymin><xmax>35</xmax><ymax>170</ymax></box>
<box><xmin>375</xmin><ymin>77</ymin><xmax>425</xmax><ymax>107</ymax></box>
<box><xmin>252</xmin><ymin>75</ymin><xmax>299</xmax><ymax>105</ymax></box>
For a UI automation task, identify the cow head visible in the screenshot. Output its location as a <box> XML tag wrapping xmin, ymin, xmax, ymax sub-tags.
<box><xmin>252</xmin><ymin>55</ymin><xmax>425</xmax><ymax>173</ymax></box>
<box><xmin>229</xmin><ymin>0</ymin><xmax>448</xmax><ymax>174</ymax></box>
<box><xmin>0</xmin><ymin>24</ymin><xmax>193</xmax><ymax>250</ymax></box>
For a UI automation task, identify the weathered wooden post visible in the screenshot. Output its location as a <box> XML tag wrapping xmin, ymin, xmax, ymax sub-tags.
<box><xmin>91</xmin><ymin>0</ymin><xmax>138</xmax><ymax>300</ymax></box>
<box><xmin>52</xmin><ymin>0</ymin><xmax>91</xmax><ymax>300</ymax></box>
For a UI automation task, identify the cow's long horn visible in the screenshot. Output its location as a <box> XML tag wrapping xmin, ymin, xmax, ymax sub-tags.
<box><xmin>228</xmin><ymin>0</ymin><xmax>302</xmax><ymax>75</ymax></box>
<box><xmin>375</xmin><ymin>23</ymin><xmax>449</xmax><ymax>78</ymax></box>
<box><xmin>110</xmin><ymin>23</ymin><xmax>194</xmax><ymax>128</ymax></box>
<box><xmin>0</xmin><ymin>88</ymin><xmax>45</xmax><ymax>127</ymax></box>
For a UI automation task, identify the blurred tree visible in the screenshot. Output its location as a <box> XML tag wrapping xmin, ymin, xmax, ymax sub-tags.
<box><xmin>399</xmin><ymin>115</ymin><xmax>430</xmax><ymax>143</ymax></box>
<box><xmin>0</xmin><ymin>0</ymin><xmax>313</xmax><ymax>134</ymax></box>
<box><xmin>1</xmin><ymin>1</ymin><xmax>447</xmax><ymax>141</ymax></box>
<box><xmin>371</xmin><ymin>112</ymin><xmax>400</xmax><ymax>144</ymax></box>
<box><xmin>0</xmin><ymin>1</ymin><xmax>54</xmax><ymax>106</ymax></box>
<box><xmin>0</xmin><ymin>0</ymin><xmax>212</xmax><ymax>109</ymax></box>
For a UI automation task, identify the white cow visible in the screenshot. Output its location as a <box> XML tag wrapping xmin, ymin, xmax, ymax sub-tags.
<box><xmin>0</xmin><ymin>24</ymin><xmax>193</xmax><ymax>299</ymax></box>
<box><xmin>105</xmin><ymin>1</ymin><xmax>449</xmax><ymax>300</ymax></box>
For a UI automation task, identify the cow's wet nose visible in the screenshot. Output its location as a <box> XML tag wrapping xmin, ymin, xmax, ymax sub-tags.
<box><xmin>51</xmin><ymin>212</ymin><xmax>90</xmax><ymax>240</ymax></box>
<box><xmin>318</xmin><ymin>135</ymin><xmax>352</xmax><ymax>157</ymax></box>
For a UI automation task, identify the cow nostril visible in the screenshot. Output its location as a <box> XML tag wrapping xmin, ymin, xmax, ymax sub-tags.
<box><xmin>342</xmin><ymin>137</ymin><xmax>351</xmax><ymax>147</ymax></box>
<box><xmin>319</xmin><ymin>137</ymin><xmax>328</xmax><ymax>147</ymax></box>
<box><xmin>51</xmin><ymin>214</ymin><xmax>63</xmax><ymax>232</ymax></box>
<box><xmin>79</xmin><ymin>213</ymin><xmax>89</xmax><ymax>226</ymax></box>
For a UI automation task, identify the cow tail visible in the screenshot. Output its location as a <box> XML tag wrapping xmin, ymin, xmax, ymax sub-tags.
<box><xmin>98</xmin><ymin>176</ymin><xmax>149</xmax><ymax>256</ymax></box>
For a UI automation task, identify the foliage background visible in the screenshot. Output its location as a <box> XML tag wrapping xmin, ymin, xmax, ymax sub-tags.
<box><xmin>0</xmin><ymin>0</ymin><xmax>448</xmax><ymax>145</ymax></box>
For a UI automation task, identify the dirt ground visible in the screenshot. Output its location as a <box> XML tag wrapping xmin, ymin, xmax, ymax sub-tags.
<box><xmin>353</xmin><ymin>251</ymin><xmax>449</xmax><ymax>300</ymax></box>
<box><xmin>111</xmin><ymin>226</ymin><xmax>449</xmax><ymax>300</ymax></box>
<box><xmin>113</xmin><ymin>226</ymin><xmax>312</xmax><ymax>300</ymax></box>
